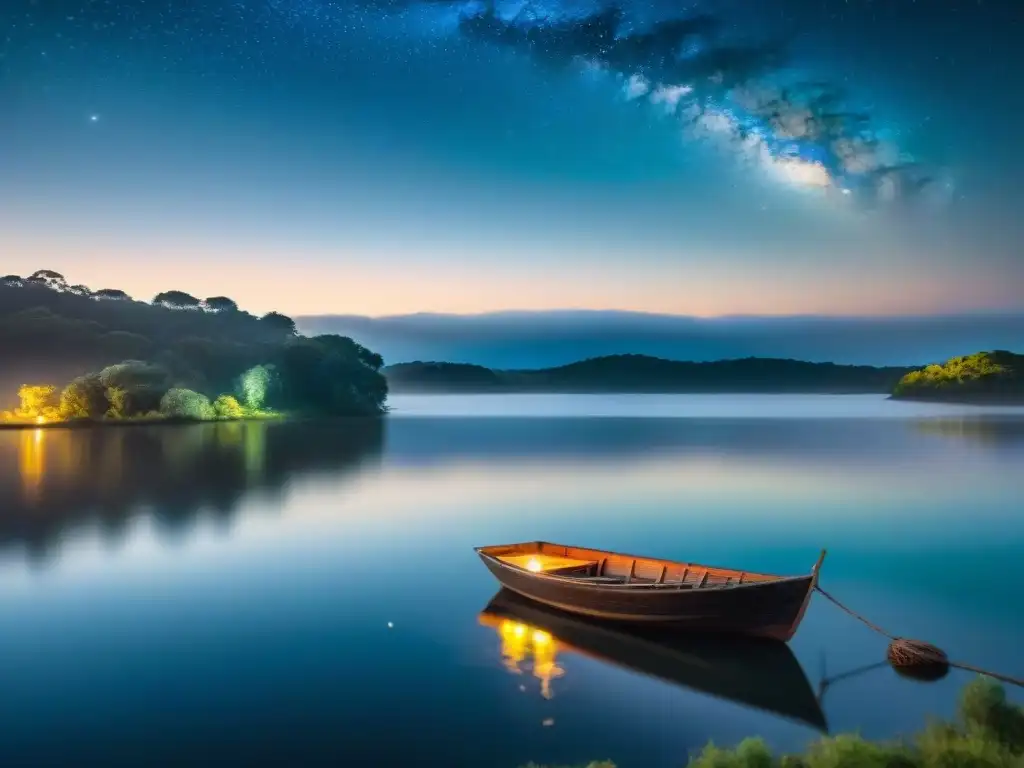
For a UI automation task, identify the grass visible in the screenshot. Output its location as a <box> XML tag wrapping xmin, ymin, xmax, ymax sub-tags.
<box><xmin>525</xmin><ymin>677</ymin><xmax>1024</xmax><ymax>768</ymax></box>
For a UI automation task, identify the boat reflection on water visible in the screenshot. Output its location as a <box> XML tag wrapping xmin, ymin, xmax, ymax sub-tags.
<box><xmin>487</xmin><ymin>613</ymin><xmax>565</xmax><ymax>700</ymax></box>
<box><xmin>478</xmin><ymin>588</ymin><xmax>828</xmax><ymax>732</ymax></box>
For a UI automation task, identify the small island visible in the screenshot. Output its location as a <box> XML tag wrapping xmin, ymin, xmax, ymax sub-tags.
<box><xmin>384</xmin><ymin>355</ymin><xmax>915</xmax><ymax>394</ymax></box>
<box><xmin>0</xmin><ymin>270</ymin><xmax>388</xmax><ymax>428</ymax></box>
<box><xmin>892</xmin><ymin>350</ymin><xmax>1024</xmax><ymax>404</ymax></box>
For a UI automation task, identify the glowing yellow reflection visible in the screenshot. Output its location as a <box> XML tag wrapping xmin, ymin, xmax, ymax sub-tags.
<box><xmin>526</xmin><ymin>558</ymin><xmax>542</xmax><ymax>572</ymax></box>
<box><xmin>492</xmin><ymin>619</ymin><xmax>565</xmax><ymax>700</ymax></box>
<box><xmin>18</xmin><ymin>429</ymin><xmax>46</xmax><ymax>502</ymax></box>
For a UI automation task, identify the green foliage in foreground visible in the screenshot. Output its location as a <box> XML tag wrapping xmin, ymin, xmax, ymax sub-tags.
<box><xmin>525</xmin><ymin>678</ymin><xmax>1024</xmax><ymax>768</ymax></box>
<box><xmin>893</xmin><ymin>351</ymin><xmax>1023</xmax><ymax>401</ymax></box>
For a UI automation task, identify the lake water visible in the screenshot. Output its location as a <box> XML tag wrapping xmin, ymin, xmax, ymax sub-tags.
<box><xmin>1</xmin><ymin>394</ymin><xmax>1022</xmax><ymax>767</ymax></box>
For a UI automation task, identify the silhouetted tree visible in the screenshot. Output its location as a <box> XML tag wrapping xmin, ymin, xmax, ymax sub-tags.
<box><xmin>1</xmin><ymin>275</ymin><xmax>22</xmax><ymax>287</ymax></box>
<box><xmin>203</xmin><ymin>296</ymin><xmax>238</xmax><ymax>313</ymax></box>
<box><xmin>68</xmin><ymin>284</ymin><xmax>92</xmax><ymax>297</ymax></box>
<box><xmin>27</xmin><ymin>269</ymin><xmax>68</xmax><ymax>291</ymax></box>
<box><xmin>273</xmin><ymin>335</ymin><xmax>388</xmax><ymax>416</ymax></box>
<box><xmin>153</xmin><ymin>290</ymin><xmax>202</xmax><ymax>310</ymax></box>
<box><xmin>94</xmin><ymin>288</ymin><xmax>131</xmax><ymax>301</ymax></box>
<box><xmin>260</xmin><ymin>311</ymin><xmax>297</xmax><ymax>336</ymax></box>
<box><xmin>97</xmin><ymin>361</ymin><xmax>172</xmax><ymax>416</ymax></box>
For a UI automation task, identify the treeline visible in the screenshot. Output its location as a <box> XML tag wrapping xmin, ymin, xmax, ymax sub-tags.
<box><xmin>384</xmin><ymin>355</ymin><xmax>914</xmax><ymax>393</ymax></box>
<box><xmin>893</xmin><ymin>351</ymin><xmax>1023</xmax><ymax>403</ymax></box>
<box><xmin>0</xmin><ymin>270</ymin><xmax>387</xmax><ymax>416</ymax></box>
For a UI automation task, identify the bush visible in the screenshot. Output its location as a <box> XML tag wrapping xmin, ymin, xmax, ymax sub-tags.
<box><xmin>159</xmin><ymin>388</ymin><xmax>215</xmax><ymax>420</ymax></box>
<box><xmin>527</xmin><ymin>678</ymin><xmax>1024</xmax><ymax>768</ymax></box>
<box><xmin>59</xmin><ymin>374</ymin><xmax>108</xmax><ymax>419</ymax></box>
<box><xmin>212</xmin><ymin>394</ymin><xmax>245</xmax><ymax>419</ymax></box>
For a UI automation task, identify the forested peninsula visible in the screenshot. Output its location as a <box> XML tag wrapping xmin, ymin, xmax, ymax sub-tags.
<box><xmin>892</xmin><ymin>351</ymin><xmax>1024</xmax><ymax>403</ymax></box>
<box><xmin>0</xmin><ymin>270</ymin><xmax>388</xmax><ymax>426</ymax></box>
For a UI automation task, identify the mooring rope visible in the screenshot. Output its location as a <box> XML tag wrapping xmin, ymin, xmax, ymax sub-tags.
<box><xmin>814</xmin><ymin>585</ymin><xmax>1024</xmax><ymax>688</ymax></box>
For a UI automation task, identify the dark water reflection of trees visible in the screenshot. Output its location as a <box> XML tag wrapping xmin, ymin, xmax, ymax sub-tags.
<box><xmin>0</xmin><ymin>420</ymin><xmax>383</xmax><ymax>558</ymax></box>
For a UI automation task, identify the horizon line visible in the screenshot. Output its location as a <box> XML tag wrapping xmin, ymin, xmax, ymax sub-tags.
<box><xmin>296</xmin><ymin>308</ymin><xmax>1024</xmax><ymax>322</ymax></box>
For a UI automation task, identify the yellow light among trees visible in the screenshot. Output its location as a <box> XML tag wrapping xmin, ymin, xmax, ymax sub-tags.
<box><xmin>0</xmin><ymin>385</ymin><xmax>62</xmax><ymax>424</ymax></box>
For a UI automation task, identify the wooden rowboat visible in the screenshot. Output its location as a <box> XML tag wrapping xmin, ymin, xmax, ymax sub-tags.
<box><xmin>474</xmin><ymin>541</ymin><xmax>826</xmax><ymax>641</ymax></box>
<box><xmin>479</xmin><ymin>588</ymin><xmax>828</xmax><ymax>731</ymax></box>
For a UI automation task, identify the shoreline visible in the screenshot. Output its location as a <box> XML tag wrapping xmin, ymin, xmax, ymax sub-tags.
<box><xmin>0</xmin><ymin>412</ymin><xmax>389</xmax><ymax>431</ymax></box>
<box><xmin>889</xmin><ymin>394</ymin><xmax>1024</xmax><ymax>406</ymax></box>
<box><xmin>0</xmin><ymin>415</ymin><xmax>285</xmax><ymax>431</ymax></box>
<box><xmin>387</xmin><ymin>387</ymin><xmax>899</xmax><ymax>395</ymax></box>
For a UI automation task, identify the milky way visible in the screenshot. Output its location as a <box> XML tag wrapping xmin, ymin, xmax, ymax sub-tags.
<box><xmin>460</xmin><ymin>1</ymin><xmax>946</xmax><ymax>208</ymax></box>
<box><xmin>0</xmin><ymin>0</ymin><xmax>949</xmax><ymax>211</ymax></box>
<box><xmin>247</xmin><ymin>0</ymin><xmax>947</xmax><ymax>210</ymax></box>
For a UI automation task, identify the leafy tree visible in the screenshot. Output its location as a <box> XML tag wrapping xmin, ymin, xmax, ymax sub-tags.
<box><xmin>160</xmin><ymin>388</ymin><xmax>215</xmax><ymax>419</ymax></box>
<box><xmin>98</xmin><ymin>361</ymin><xmax>171</xmax><ymax>416</ymax></box>
<box><xmin>94</xmin><ymin>288</ymin><xmax>131</xmax><ymax>301</ymax></box>
<box><xmin>260</xmin><ymin>311</ymin><xmax>297</xmax><ymax>337</ymax></box>
<box><xmin>153</xmin><ymin>290</ymin><xmax>202</xmax><ymax>310</ymax></box>
<box><xmin>14</xmin><ymin>385</ymin><xmax>59</xmax><ymax>421</ymax></box>
<box><xmin>105</xmin><ymin>386</ymin><xmax>129</xmax><ymax>418</ymax></box>
<box><xmin>27</xmin><ymin>269</ymin><xmax>68</xmax><ymax>291</ymax></box>
<box><xmin>273</xmin><ymin>335</ymin><xmax>387</xmax><ymax>416</ymax></box>
<box><xmin>238</xmin><ymin>364</ymin><xmax>276</xmax><ymax>410</ymax></box>
<box><xmin>213</xmin><ymin>394</ymin><xmax>245</xmax><ymax>419</ymax></box>
<box><xmin>68</xmin><ymin>284</ymin><xmax>92</xmax><ymax>297</ymax></box>
<box><xmin>1</xmin><ymin>275</ymin><xmax>22</xmax><ymax>287</ymax></box>
<box><xmin>59</xmin><ymin>374</ymin><xmax>109</xmax><ymax>419</ymax></box>
<box><xmin>203</xmin><ymin>296</ymin><xmax>238</xmax><ymax>313</ymax></box>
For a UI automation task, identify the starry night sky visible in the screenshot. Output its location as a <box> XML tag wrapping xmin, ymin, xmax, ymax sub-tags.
<box><xmin>1</xmin><ymin>0</ymin><xmax>1021</xmax><ymax>316</ymax></box>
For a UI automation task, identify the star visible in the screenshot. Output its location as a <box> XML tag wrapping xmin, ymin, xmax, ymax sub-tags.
<box><xmin>89</xmin><ymin>114</ymin><xmax>99</xmax><ymax>123</ymax></box>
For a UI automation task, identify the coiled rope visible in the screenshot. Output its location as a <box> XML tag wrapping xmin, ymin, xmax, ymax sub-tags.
<box><xmin>814</xmin><ymin>585</ymin><xmax>1024</xmax><ymax>688</ymax></box>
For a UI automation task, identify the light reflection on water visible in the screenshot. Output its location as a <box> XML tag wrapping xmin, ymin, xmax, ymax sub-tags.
<box><xmin>0</xmin><ymin>397</ymin><xmax>1022</xmax><ymax>767</ymax></box>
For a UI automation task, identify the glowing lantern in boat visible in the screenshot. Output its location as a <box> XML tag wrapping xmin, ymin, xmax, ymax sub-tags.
<box><xmin>526</xmin><ymin>558</ymin><xmax>543</xmax><ymax>572</ymax></box>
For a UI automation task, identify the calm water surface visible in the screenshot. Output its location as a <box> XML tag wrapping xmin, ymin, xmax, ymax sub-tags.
<box><xmin>1</xmin><ymin>395</ymin><xmax>1022</xmax><ymax>767</ymax></box>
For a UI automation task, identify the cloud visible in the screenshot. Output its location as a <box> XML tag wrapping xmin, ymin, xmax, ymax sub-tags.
<box><xmin>650</xmin><ymin>83</ymin><xmax>692</xmax><ymax>111</ymax></box>
<box><xmin>623</xmin><ymin>73</ymin><xmax>650</xmax><ymax>100</ymax></box>
<box><xmin>454</xmin><ymin>2</ymin><xmax>941</xmax><ymax>208</ymax></box>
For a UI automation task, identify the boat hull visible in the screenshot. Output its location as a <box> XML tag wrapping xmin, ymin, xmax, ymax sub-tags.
<box><xmin>478</xmin><ymin>552</ymin><xmax>815</xmax><ymax>641</ymax></box>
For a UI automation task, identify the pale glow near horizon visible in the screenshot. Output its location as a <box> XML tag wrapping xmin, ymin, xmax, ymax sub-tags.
<box><xmin>2</xmin><ymin>242</ymin><xmax>1014</xmax><ymax>318</ymax></box>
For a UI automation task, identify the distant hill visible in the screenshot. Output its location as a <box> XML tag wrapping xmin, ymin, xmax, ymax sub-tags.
<box><xmin>385</xmin><ymin>355</ymin><xmax>914</xmax><ymax>394</ymax></box>
<box><xmin>298</xmin><ymin>310</ymin><xmax>1024</xmax><ymax>369</ymax></box>
<box><xmin>893</xmin><ymin>351</ymin><xmax>1024</xmax><ymax>403</ymax></box>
